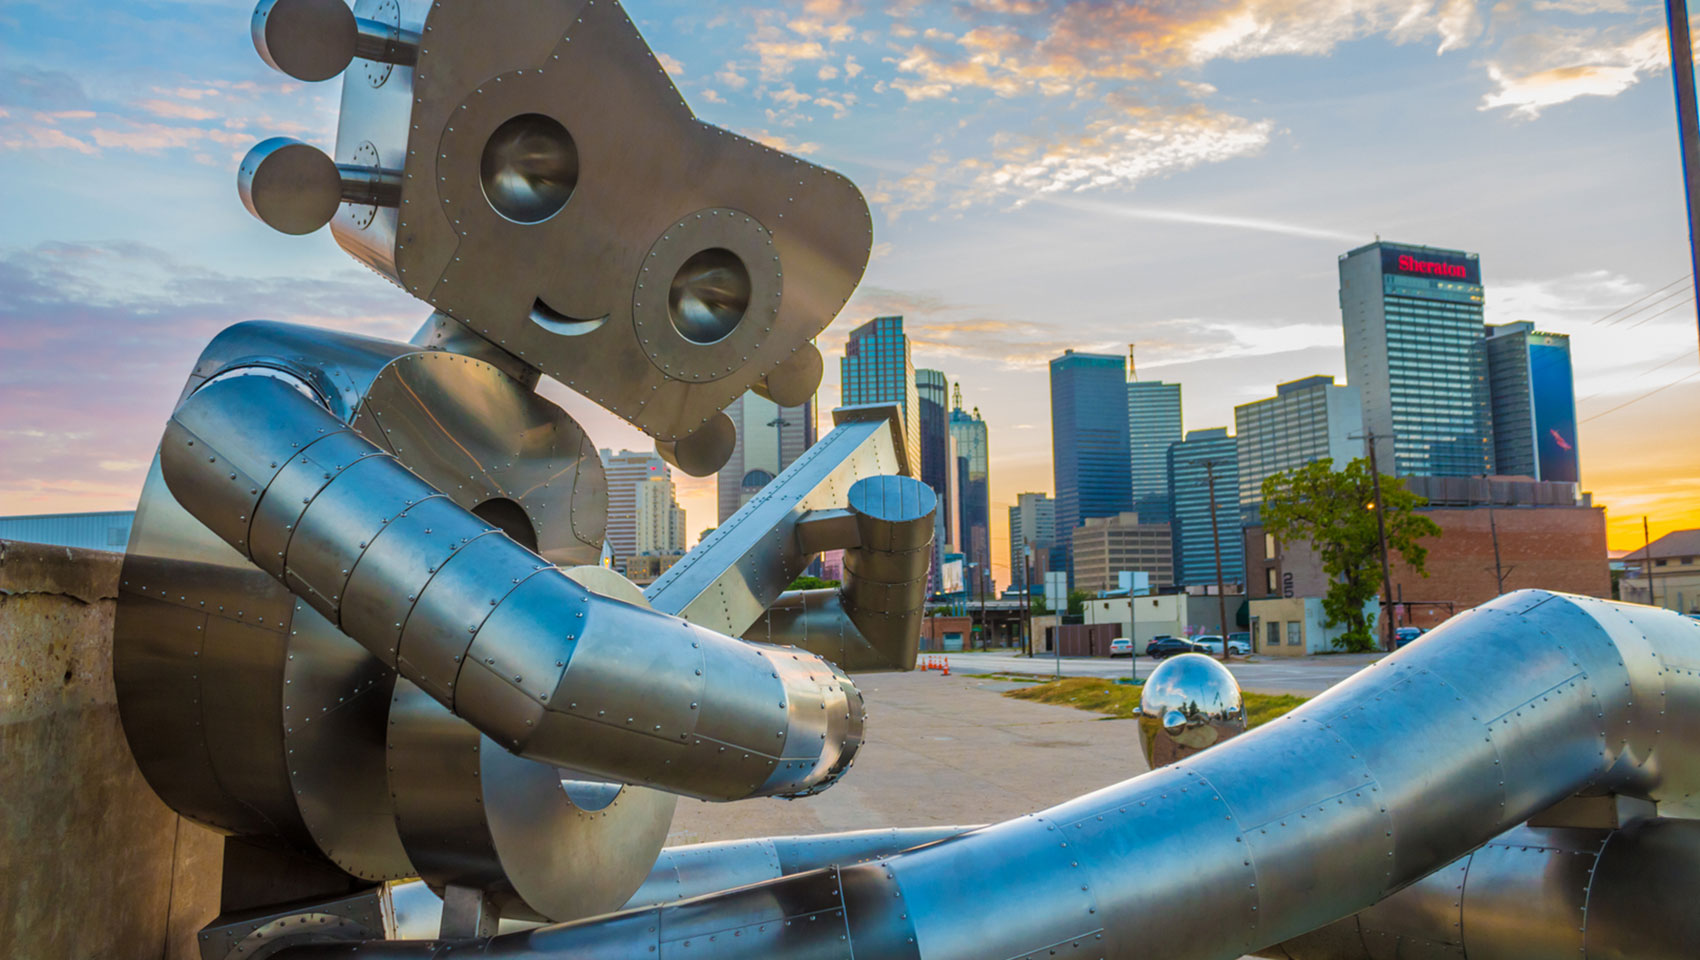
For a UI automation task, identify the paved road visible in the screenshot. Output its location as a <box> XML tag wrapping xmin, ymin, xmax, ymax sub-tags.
<box><xmin>938</xmin><ymin>650</ymin><xmax>1381</xmax><ymax>696</ymax></box>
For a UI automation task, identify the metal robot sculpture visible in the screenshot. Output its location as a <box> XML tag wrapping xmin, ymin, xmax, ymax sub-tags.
<box><xmin>115</xmin><ymin>0</ymin><xmax>936</xmax><ymax>952</ymax></box>
<box><xmin>113</xmin><ymin>3</ymin><xmax>1700</xmax><ymax>959</ymax></box>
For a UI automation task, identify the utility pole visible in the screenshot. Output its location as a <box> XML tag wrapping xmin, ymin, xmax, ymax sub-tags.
<box><xmin>1487</xmin><ymin>499</ymin><xmax>1509</xmax><ymax>595</ymax></box>
<box><xmin>1020</xmin><ymin>543</ymin><xmax>1031</xmax><ymax>657</ymax></box>
<box><xmin>1356</xmin><ymin>432</ymin><xmax>1398</xmax><ymax>653</ymax></box>
<box><xmin>1664</xmin><ymin>0</ymin><xmax>1700</xmax><ymax>355</ymax></box>
<box><xmin>1644</xmin><ymin>516</ymin><xmax>1659</xmax><ymax>608</ymax></box>
<box><xmin>1204</xmin><ymin>460</ymin><xmax>1231</xmax><ymax>663</ymax></box>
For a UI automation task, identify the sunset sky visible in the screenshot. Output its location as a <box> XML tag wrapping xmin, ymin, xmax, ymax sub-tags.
<box><xmin>3</xmin><ymin>0</ymin><xmax>1698</xmax><ymax>583</ymax></box>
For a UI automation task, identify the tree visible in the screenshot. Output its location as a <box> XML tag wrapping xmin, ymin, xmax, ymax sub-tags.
<box><xmin>1029</xmin><ymin>595</ymin><xmax>1051</xmax><ymax>615</ymax></box>
<box><xmin>788</xmin><ymin>575</ymin><xmax>840</xmax><ymax>590</ymax></box>
<box><xmin>1066</xmin><ymin>590</ymin><xmax>1090</xmax><ymax>617</ymax></box>
<box><xmin>1260</xmin><ymin>458</ymin><xmax>1441</xmax><ymax>652</ymax></box>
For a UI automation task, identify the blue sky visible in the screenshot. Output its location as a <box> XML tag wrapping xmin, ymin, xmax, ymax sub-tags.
<box><xmin>3</xmin><ymin>0</ymin><xmax>1697</xmax><ymax>580</ymax></box>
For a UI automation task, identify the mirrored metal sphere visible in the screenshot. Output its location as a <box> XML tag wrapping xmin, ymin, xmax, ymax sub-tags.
<box><xmin>1138</xmin><ymin>653</ymin><xmax>1246</xmax><ymax>768</ymax></box>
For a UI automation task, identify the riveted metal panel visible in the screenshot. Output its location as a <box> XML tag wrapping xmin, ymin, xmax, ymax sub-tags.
<box><xmin>463</xmin><ymin>572</ymin><xmax>579</xmax><ymax>707</ymax></box>
<box><xmin>648</xmin><ymin>415</ymin><xmax>894</xmax><ymax>635</ymax></box>
<box><xmin>250</xmin><ymin>429</ymin><xmax>381</xmax><ymax>578</ymax></box>
<box><xmin>340</xmin><ymin>497</ymin><xmax>490</xmax><ymax>666</ymax></box>
<box><xmin>284</xmin><ymin>599</ymin><xmax>412</xmax><ymax>882</ymax></box>
<box><xmin>896</xmin><ymin>813</ymin><xmax>1104</xmax><ymax>960</ymax></box>
<box><xmin>1584</xmin><ymin>818</ymin><xmax>1700</xmax><ymax>959</ymax></box>
<box><xmin>353</xmin><ymin>349</ymin><xmax>605</xmax><ymax>566</ymax></box>
<box><xmin>1315</xmin><ymin>664</ymin><xmax>1506</xmax><ymax>884</ymax></box>
<box><xmin>395</xmin><ymin>532</ymin><xmax>543</xmax><ymax>704</ymax></box>
<box><xmin>1457</xmin><ymin>828</ymin><xmax>1600</xmax><ymax>957</ymax></box>
<box><xmin>284</xmin><ymin>454</ymin><xmax>431</xmax><ymax>620</ymax></box>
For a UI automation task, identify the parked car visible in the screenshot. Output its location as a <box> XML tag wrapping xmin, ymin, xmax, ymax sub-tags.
<box><xmin>1108</xmin><ymin>637</ymin><xmax>1134</xmax><ymax>658</ymax></box>
<box><xmin>1193</xmin><ymin>635</ymin><xmax>1250</xmax><ymax>656</ymax></box>
<box><xmin>1146</xmin><ymin>636</ymin><xmax>1204</xmax><ymax>660</ymax></box>
<box><xmin>1228</xmin><ymin>631</ymin><xmax>1252</xmax><ymax>651</ymax></box>
<box><xmin>1394</xmin><ymin>626</ymin><xmax>1424</xmax><ymax>648</ymax></box>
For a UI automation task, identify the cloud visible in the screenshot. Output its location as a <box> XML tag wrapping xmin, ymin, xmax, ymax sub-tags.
<box><xmin>655</xmin><ymin>52</ymin><xmax>685</xmax><ymax>76</ymax></box>
<box><xmin>1480</xmin><ymin>25</ymin><xmax>1667</xmax><ymax>117</ymax></box>
<box><xmin>0</xmin><ymin>242</ymin><xmax>420</xmax><ymax>513</ymax></box>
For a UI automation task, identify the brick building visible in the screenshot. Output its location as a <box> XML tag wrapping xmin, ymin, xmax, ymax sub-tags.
<box><xmin>1247</xmin><ymin>476</ymin><xmax>1608</xmax><ymax>632</ymax></box>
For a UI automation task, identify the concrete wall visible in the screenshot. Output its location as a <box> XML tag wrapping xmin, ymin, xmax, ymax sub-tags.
<box><xmin>1082</xmin><ymin>595</ymin><xmax>1186</xmax><ymax>653</ymax></box>
<box><xmin>0</xmin><ymin>540</ymin><xmax>222</xmax><ymax>959</ymax></box>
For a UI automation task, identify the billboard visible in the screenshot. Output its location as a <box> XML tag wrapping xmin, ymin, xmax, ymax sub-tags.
<box><xmin>1381</xmin><ymin>247</ymin><xmax>1481</xmax><ymax>285</ymax></box>
<box><xmin>1530</xmin><ymin>339</ymin><xmax>1580</xmax><ymax>483</ymax></box>
<box><xmin>939</xmin><ymin>554</ymin><xmax>966</xmax><ymax>595</ymax></box>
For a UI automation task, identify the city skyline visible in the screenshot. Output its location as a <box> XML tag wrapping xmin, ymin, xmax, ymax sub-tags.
<box><xmin>4</xmin><ymin>0</ymin><xmax>1697</xmax><ymax>585</ymax></box>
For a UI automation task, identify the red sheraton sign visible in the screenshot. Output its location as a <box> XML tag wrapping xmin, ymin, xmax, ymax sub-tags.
<box><xmin>1396</xmin><ymin>255</ymin><xmax>1468</xmax><ymax>279</ymax></box>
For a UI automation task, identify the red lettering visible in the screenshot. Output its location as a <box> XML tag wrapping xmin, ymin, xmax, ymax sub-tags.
<box><xmin>1395</xmin><ymin>254</ymin><xmax>1466</xmax><ymax>279</ymax></box>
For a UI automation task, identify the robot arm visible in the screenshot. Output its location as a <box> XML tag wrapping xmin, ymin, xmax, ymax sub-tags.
<box><xmin>161</xmin><ymin>368</ymin><xmax>861</xmax><ymax>802</ymax></box>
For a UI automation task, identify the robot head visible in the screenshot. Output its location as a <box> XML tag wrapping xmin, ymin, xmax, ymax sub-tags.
<box><xmin>241</xmin><ymin>0</ymin><xmax>867</xmax><ymax>472</ymax></box>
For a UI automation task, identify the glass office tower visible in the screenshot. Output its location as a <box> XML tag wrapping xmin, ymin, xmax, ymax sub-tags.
<box><xmin>840</xmin><ymin>315</ymin><xmax>920</xmax><ymax>476</ymax></box>
<box><xmin>1483</xmin><ymin>322</ymin><xmax>1579</xmax><ymax>484</ymax></box>
<box><xmin>1167</xmin><ymin>428</ymin><xmax>1245</xmax><ymax>587</ymax></box>
<box><xmin>1127</xmin><ymin>379</ymin><xmax>1182</xmax><ymax>523</ymax></box>
<box><xmin>949</xmin><ymin>385</ymin><xmax>992</xmax><ymax>596</ymax></box>
<box><xmin>1049</xmin><ymin>350</ymin><xmax>1132</xmax><ymax>575</ymax></box>
<box><xmin>1339</xmin><ymin>241</ymin><xmax>1492</xmax><ymax>477</ymax></box>
<box><xmin>1233</xmin><ymin>375</ymin><xmax>1362</xmax><ymax>522</ymax></box>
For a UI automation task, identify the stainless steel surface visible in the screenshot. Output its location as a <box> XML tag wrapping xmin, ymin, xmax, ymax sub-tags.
<box><xmin>251</xmin><ymin>0</ymin><xmax>357</xmax><ymax>82</ymax></box>
<box><xmin>155</xmin><ymin>364</ymin><xmax>863</xmax><ymax>801</ymax></box>
<box><xmin>1138</xmin><ymin>653</ymin><xmax>1247</xmax><ymax>768</ymax></box>
<box><xmin>1266</xmin><ymin>817</ymin><xmax>1700</xmax><ymax>959</ymax></box>
<box><xmin>386</xmin><ymin>566</ymin><xmax>676</xmax><ymax>924</ymax></box>
<box><xmin>239</xmin><ymin>137</ymin><xmax>344</xmax><ymax>235</ymax></box>
<box><xmin>386</xmin><ymin>824</ymin><xmax>973</xmax><ymax>938</ymax></box>
<box><xmin>277</xmin><ymin>592</ymin><xmax>1700</xmax><ymax>959</ymax></box>
<box><xmin>248</xmin><ymin>0</ymin><xmax>871</xmax><ymax>447</ymax></box>
<box><xmin>199</xmin><ymin>887</ymin><xmax>391</xmax><ymax>960</ymax></box>
<box><xmin>646</xmin><ymin>404</ymin><xmax>907</xmax><ymax>637</ymax></box>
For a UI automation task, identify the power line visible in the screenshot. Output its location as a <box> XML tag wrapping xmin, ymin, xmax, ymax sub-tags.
<box><xmin>1623</xmin><ymin>293</ymin><xmax>1697</xmax><ymax>330</ymax></box>
<box><xmin>1579</xmin><ymin>370</ymin><xmax>1700</xmax><ymax>424</ymax></box>
<box><xmin>1589</xmin><ymin>275</ymin><xmax>1687</xmax><ymax>326</ymax></box>
<box><xmin>1601</xmin><ymin>285</ymin><xmax>1691</xmax><ymax>328</ymax></box>
<box><xmin>1578</xmin><ymin>349</ymin><xmax>1696</xmax><ymax>402</ymax></box>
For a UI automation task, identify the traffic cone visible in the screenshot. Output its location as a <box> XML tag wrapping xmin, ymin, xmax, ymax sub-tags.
<box><xmin>940</xmin><ymin>656</ymin><xmax>950</xmax><ymax>676</ymax></box>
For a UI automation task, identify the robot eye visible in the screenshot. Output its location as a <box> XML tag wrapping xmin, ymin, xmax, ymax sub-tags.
<box><xmin>480</xmin><ymin>113</ymin><xmax>580</xmax><ymax>225</ymax></box>
<box><xmin>668</xmin><ymin>248</ymin><xmax>751</xmax><ymax>345</ymax></box>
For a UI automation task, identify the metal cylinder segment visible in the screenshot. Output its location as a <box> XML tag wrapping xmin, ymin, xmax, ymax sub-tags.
<box><xmin>158</xmin><ymin>369</ymin><xmax>864</xmax><ymax>802</ymax></box>
<box><xmin>268</xmin><ymin>591</ymin><xmax>1700</xmax><ymax>959</ymax></box>
<box><xmin>1266</xmin><ymin>818</ymin><xmax>1700</xmax><ymax>959</ymax></box>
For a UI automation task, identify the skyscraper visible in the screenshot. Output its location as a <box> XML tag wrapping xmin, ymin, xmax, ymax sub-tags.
<box><xmin>1008</xmin><ymin>492</ymin><xmax>1055</xmax><ymax>590</ymax></box>
<box><xmin>1050</xmin><ymin>350</ymin><xmax>1132</xmax><ymax>575</ymax></box>
<box><xmin>949</xmin><ymin>383</ymin><xmax>992</xmax><ymax>596</ymax></box>
<box><xmin>1339</xmin><ymin>240</ymin><xmax>1493</xmax><ymax>477</ymax></box>
<box><xmin>915</xmin><ymin>367</ymin><xmax>953</xmax><ymax>593</ymax></box>
<box><xmin>1483</xmin><ymin>322</ymin><xmax>1580</xmax><ymax>484</ymax></box>
<box><xmin>1168</xmin><ymin>428</ymin><xmax>1245</xmax><ymax>588</ymax></box>
<box><xmin>635</xmin><ymin>475</ymin><xmax>686</xmax><ymax>556</ymax></box>
<box><xmin>717</xmin><ymin>391</ymin><xmax>816</xmax><ymax>523</ymax></box>
<box><xmin>1127</xmin><ymin>379</ymin><xmax>1183</xmax><ymax>523</ymax></box>
<box><xmin>840</xmin><ymin>316</ymin><xmax>920</xmax><ymax>476</ymax></box>
<box><xmin>1234</xmin><ymin>375</ymin><xmax>1363</xmax><ymax>521</ymax></box>
<box><xmin>600</xmin><ymin>448</ymin><xmax>672</xmax><ymax>570</ymax></box>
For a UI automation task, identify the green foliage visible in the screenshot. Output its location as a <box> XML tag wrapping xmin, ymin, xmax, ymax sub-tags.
<box><xmin>1260</xmin><ymin>458</ymin><xmax>1442</xmax><ymax>652</ymax></box>
<box><xmin>1066</xmin><ymin>589</ymin><xmax>1090</xmax><ymax>616</ymax></box>
<box><xmin>1028</xmin><ymin>594</ymin><xmax>1051</xmax><ymax>615</ymax></box>
<box><xmin>1003</xmin><ymin>677</ymin><xmax>1306</xmax><ymax>729</ymax></box>
<box><xmin>787</xmin><ymin>575</ymin><xmax>840</xmax><ymax>590</ymax></box>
